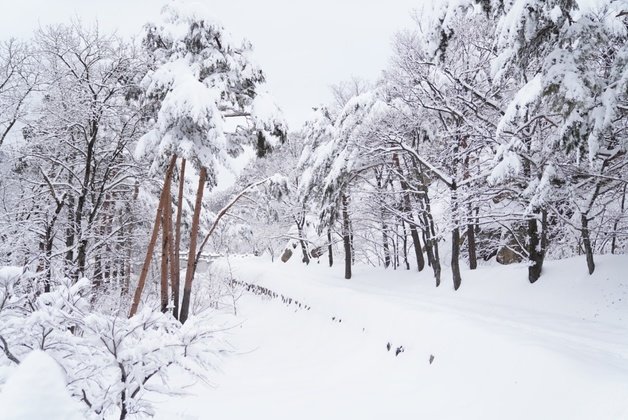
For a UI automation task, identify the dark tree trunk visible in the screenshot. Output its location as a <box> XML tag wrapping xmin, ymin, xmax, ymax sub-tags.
<box><xmin>93</xmin><ymin>200</ymin><xmax>111</xmax><ymax>291</ymax></box>
<box><xmin>451</xmin><ymin>182</ymin><xmax>462</xmax><ymax>290</ymax></box>
<box><xmin>410</xmin><ymin>154</ymin><xmax>441</xmax><ymax>286</ymax></box>
<box><xmin>409</xmin><ymin>225</ymin><xmax>425</xmax><ymax>272</ymax></box>
<box><xmin>402</xmin><ymin>221</ymin><xmax>410</xmax><ymax>270</ymax></box>
<box><xmin>392</xmin><ymin>153</ymin><xmax>425</xmax><ymax>272</ymax></box>
<box><xmin>581</xmin><ymin>213</ymin><xmax>595</xmax><ymax>275</ymax></box>
<box><xmin>36</xmin><ymin>235</ymin><xmax>47</xmax><ymax>293</ymax></box>
<box><xmin>65</xmin><ymin>194</ymin><xmax>75</xmax><ymax>277</ymax></box>
<box><xmin>382</xmin><ymin>221</ymin><xmax>391</xmax><ymax>268</ymax></box>
<box><xmin>451</xmin><ymin>227</ymin><xmax>462</xmax><ymax>290</ymax></box>
<box><xmin>43</xmin><ymin>200</ymin><xmax>63</xmax><ymax>292</ymax></box>
<box><xmin>327</xmin><ymin>228</ymin><xmax>333</xmax><ymax>267</ymax></box>
<box><xmin>160</xmin><ymin>223</ymin><xmax>169</xmax><ymax>312</ymax></box>
<box><xmin>76</xmin><ymin>238</ymin><xmax>88</xmax><ymax>280</ymax></box>
<box><xmin>467</xmin><ymin>221</ymin><xmax>477</xmax><ymax>270</ymax></box>
<box><xmin>74</xmin><ymin>122</ymin><xmax>99</xmax><ymax>280</ymax></box>
<box><xmin>527</xmin><ymin>210</ymin><xmax>547</xmax><ymax>283</ymax></box>
<box><xmin>420</xmin><ymin>193</ymin><xmax>441</xmax><ymax>287</ymax></box>
<box><xmin>528</xmin><ymin>216</ymin><xmax>540</xmax><ymax>283</ymax></box>
<box><xmin>375</xmin><ymin>169</ymin><xmax>391</xmax><ymax>268</ymax></box>
<box><xmin>611</xmin><ymin>184</ymin><xmax>626</xmax><ymax>255</ymax></box>
<box><xmin>160</xmin><ymin>175</ymin><xmax>172</xmax><ymax>313</ymax></box>
<box><xmin>422</xmin><ymin>229</ymin><xmax>432</xmax><ymax>267</ymax></box>
<box><xmin>392</xmin><ymin>232</ymin><xmax>398</xmax><ymax>270</ymax></box>
<box><xmin>295</xmin><ymin>213</ymin><xmax>310</xmax><ymax>265</ymax></box>
<box><xmin>349</xmin><ymin>219</ymin><xmax>355</xmax><ymax>264</ymax></box>
<box><xmin>342</xmin><ymin>193</ymin><xmax>352</xmax><ymax>280</ymax></box>
<box><xmin>299</xmin><ymin>237</ymin><xmax>310</xmax><ymax>265</ymax></box>
<box><xmin>43</xmin><ymin>228</ymin><xmax>52</xmax><ymax>293</ymax></box>
<box><xmin>180</xmin><ymin>166</ymin><xmax>208</xmax><ymax>324</ymax></box>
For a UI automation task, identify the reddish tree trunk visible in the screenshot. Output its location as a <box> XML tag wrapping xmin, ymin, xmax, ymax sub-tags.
<box><xmin>179</xmin><ymin>166</ymin><xmax>207</xmax><ymax>324</ymax></box>
<box><xmin>160</xmin><ymin>176</ymin><xmax>172</xmax><ymax>313</ymax></box>
<box><xmin>172</xmin><ymin>158</ymin><xmax>186</xmax><ymax>319</ymax></box>
<box><xmin>129</xmin><ymin>155</ymin><xmax>177</xmax><ymax>317</ymax></box>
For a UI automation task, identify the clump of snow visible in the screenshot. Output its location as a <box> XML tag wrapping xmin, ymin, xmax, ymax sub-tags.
<box><xmin>0</xmin><ymin>351</ymin><xmax>83</xmax><ymax>420</ymax></box>
<box><xmin>0</xmin><ymin>266</ymin><xmax>23</xmax><ymax>292</ymax></box>
<box><xmin>549</xmin><ymin>5</ymin><xmax>563</xmax><ymax>23</ymax></box>
<box><xmin>489</xmin><ymin>148</ymin><xmax>522</xmax><ymax>185</ymax></box>
<box><xmin>496</xmin><ymin>74</ymin><xmax>543</xmax><ymax>135</ymax></box>
<box><xmin>251</xmin><ymin>91</ymin><xmax>288</xmax><ymax>149</ymax></box>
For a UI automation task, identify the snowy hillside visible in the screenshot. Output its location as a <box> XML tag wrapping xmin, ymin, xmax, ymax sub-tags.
<box><xmin>156</xmin><ymin>254</ymin><xmax>628</xmax><ymax>420</ymax></box>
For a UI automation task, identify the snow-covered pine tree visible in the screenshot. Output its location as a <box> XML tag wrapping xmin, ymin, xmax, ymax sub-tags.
<box><xmin>132</xmin><ymin>2</ymin><xmax>286</xmax><ymax>322</ymax></box>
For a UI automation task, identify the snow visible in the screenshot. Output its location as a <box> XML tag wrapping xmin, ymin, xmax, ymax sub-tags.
<box><xmin>549</xmin><ymin>5</ymin><xmax>563</xmax><ymax>23</ymax></box>
<box><xmin>251</xmin><ymin>91</ymin><xmax>288</xmax><ymax>136</ymax></box>
<box><xmin>496</xmin><ymin>74</ymin><xmax>543</xmax><ymax>135</ymax></box>
<box><xmin>0</xmin><ymin>350</ymin><xmax>83</xmax><ymax>420</ymax></box>
<box><xmin>213</xmin><ymin>145</ymin><xmax>257</xmax><ymax>193</ymax></box>
<box><xmin>155</xmin><ymin>253</ymin><xmax>628</xmax><ymax>419</ymax></box>
<box><xmin>0</xmin><ymin>266</ymin><xmax>23</xmax><ymax>290</ymax></box>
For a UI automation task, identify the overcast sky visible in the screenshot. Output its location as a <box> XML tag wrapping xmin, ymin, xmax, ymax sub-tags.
<box><xmin>0</xmin><ymin>0</ymin><xmax>432</xmax><ymax>128</ymax></box>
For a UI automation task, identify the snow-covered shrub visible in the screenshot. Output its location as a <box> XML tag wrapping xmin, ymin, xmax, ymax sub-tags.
<box><xmin>0</xmin><ymin>273</ymin><xmax>226</xmax><ymax>419</ymax></box>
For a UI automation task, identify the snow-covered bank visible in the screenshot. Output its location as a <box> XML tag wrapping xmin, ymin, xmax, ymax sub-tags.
<box><xmin>156</xmin><ymin>254</ymin><xmax>628</xmax><ymax>420</ymax></box>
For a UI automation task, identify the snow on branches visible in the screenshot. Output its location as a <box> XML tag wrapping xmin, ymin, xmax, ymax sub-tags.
<box><xmin>0</xmin><ymin>270</ymin><xmax>226</xmax><ymax>420</ymax></box>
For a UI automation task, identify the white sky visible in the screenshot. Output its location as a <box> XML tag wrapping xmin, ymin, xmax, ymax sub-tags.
<box><xmin>0</xmin><ymin>0</ymin><xmax>433</xmax><ymax>129</ymax></box>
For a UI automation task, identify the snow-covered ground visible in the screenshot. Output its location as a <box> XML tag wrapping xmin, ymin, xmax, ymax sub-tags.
<box><xmin>155</xmin><ymin>254</ymin><xmax>628</xmax><ymax>420</ymax></box>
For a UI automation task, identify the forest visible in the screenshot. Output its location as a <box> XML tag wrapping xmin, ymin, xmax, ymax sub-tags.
<box><xmin>0</xmin><ymin>0</ymin><xmax>626</xmax><ymax>419</ymax></box>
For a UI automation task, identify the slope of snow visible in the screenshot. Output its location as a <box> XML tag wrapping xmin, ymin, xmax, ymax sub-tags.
<box><xmin>0</xmin><ymin>350</ymin><xmax>83</xmax><ymax>420</ymax></box>
<box><xmin>155</xmin><ymin>254</ymin><xmax>628</xmax><ymax>420</ymax></box>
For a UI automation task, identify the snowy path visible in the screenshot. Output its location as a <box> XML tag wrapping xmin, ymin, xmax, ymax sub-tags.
<box><xmin>156</xmin><ymin>255</ymin><xmax>628</xmax><ymax>420</ymax></box>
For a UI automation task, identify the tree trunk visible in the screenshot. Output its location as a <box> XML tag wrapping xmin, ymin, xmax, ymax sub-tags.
<box><xmin>611</xmin><ymin>184</ymin><xmax>626</xmax><ymax>254</ymax></box>
<box><xmin>394</xmin><ymin>152</ymin><xmax>425</xmax><ymax>272</ymax></box>
<box><xmin>421</xmin><ymin>229</ymin><xmax>434</xmax><ymax>267</ymax></box>
<box><xmin>402</xmin><ymin>221</ymin><xmax>410</xmax><ymax>270</ymax></box>
<box><xmin>409</xmin><ymin>224</ymin><xmax>425</xmax><ymax>271</ymax></box>
<box><xmin>382</xmin><ymin>221</ymin><xmax>391</xmax><ymax>268</ymax></box>
<box><xmin>65</xmin><ymin>194</ymin><xmax>75</xmax><ymax>277</ymax></box>
<box><xmin>172</xmin><ymin>158</ymin><xmax>186</xmax><ymax>319</ymax></box>
<box><xmin>467</xmin><ymin>221</ymin><xmax>478</xmax><ymax>270</ymax></box>
<box><xmin>123</xmin><ymin>250</ymin><xmax>131</xmax><ymax>295</ymax></box>
<box><xmin>164</xmin><ymin>184</ymin><xmax>178</xmax><ymax>318</ymax></box>
<box><xmin>179</xmin><ymin>166</ymin><xmax>208</xmax><ymax>324</ymax></box>
<box><xmin>160</xmin><ymin>175</ymin><xmax>172</xmax><ymax>313</ymax></box>
<box><xmin>528</xmin><ymin>213</ymin><xmax>543</xmax><ymax>283</ymax></box>
<box><xmin>349</xmin><ymin>219</ymin><xmax>355</xmax><ymax>264</ymax></box>
<box><xmin>581</xmin><ymin>213</ymin><xmax>595</xmax><ymax>275</ymax></box>
<box><xmin>451</xmin><ymin>182</ymin><xmax>462</xmax><ymax>290</ymax></box>
<box><xmin>299</xmin><ymin>237</ymin><xmax>310</xmax><ymax>264</ymax></box>
<box><xmin>160</xmin><ymin>222</ymin><xmax>169</xmax><ymax>311</ymax></box>
<box><xmin>420</xmin><ymin>193</ymin><xmax>441</xmax><ymax>287</ymax></box>
<box><xmin>43</xmin><ymin>227</ymin><xmax>52</xmax><ymax>293</ymax></box>
<box><xmin>295</xmin><ymin>214</ymin><xmax>310</xmax><ymax>265</ymax></box>
<box><xmin>342</xmin><ymin>193</ymin><xmax>352</xmax><ymax>280</ymax></box>
<box><xmin>327</xmin><ymin>228</ymin><xmax>333</xmax><ymax>267</ymax></box>
<box><xmin>129</xmin><ymin>155</ymin><xmax>177</xmax><ymax>317</ymax></box>
<box><xmin>410</xmin><ymin>154</ymin><xmax>441</xmax><ymax>286</ymax></box>
<box><xmin>451</xmin><ymin>227</ymin><xmax>462</xmax><ymax>290</ymax></box>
